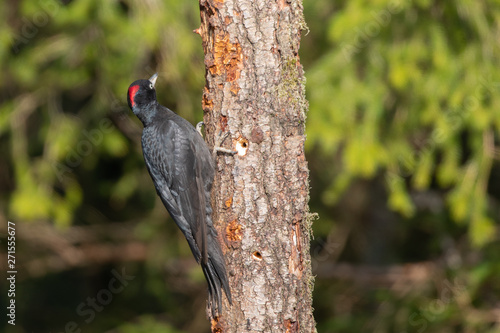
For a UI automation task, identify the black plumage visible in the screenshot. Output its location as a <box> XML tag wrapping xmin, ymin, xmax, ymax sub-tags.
<box><xmin>127</xmin><ymin>73</ymin><xmax>231</xmax><ymax>317</ymax></box>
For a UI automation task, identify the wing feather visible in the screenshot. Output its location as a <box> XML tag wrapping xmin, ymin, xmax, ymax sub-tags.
<box><xmin>141</xmin><ymin>114</ymin><xmax>230</xmax><ymax>315</ymax></box>
<box><xmin>142</xmin><ymin>117</ymin><xmax>210</xmax><ymax>264</ymax></box>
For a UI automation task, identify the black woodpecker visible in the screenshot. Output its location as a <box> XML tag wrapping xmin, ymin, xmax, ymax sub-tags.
<box><xmin>127</xmin><ymin>73</ymin><xmax>232</xmax><ymax>317</ymax></box>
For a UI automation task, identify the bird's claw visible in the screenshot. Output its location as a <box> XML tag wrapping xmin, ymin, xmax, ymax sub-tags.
<box><xmin>196</xmin><ymin>121</ymin><xmax>205</xmax><ymax>137</ymax></box>
<box><xmin>213</xmin><ymin>131</ymin><xmax>237</xmax><ymax>156</ymax></box>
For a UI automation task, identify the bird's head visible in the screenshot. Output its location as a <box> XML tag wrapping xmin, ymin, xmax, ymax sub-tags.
<box><xmin>127</xmin><ymin>73</ymin><xmax>158</xmax><ymax>120</ymax></box>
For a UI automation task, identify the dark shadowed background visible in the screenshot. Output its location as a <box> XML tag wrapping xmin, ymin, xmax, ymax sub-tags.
<box><xmin>1</xmin><ymin>0</ymin><xmax>500</xmax><ymax>332</ymax></box>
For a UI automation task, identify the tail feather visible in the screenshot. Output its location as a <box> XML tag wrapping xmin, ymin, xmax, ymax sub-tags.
<box><xmin>209</xmin><ymin>256</ymin><xmax>232</xmax><ymax>305</ymax></box>
<box><xmin>201</xmin><ymin>232</ymin><xmax>232</xmax><ymax>317</ymax></box>
<box><xmin>204</xmin><ymin>261</ymin><xmax>222</xmax><ymax>315</ymax></box>
<box><xmin>201</xmin><ymin>263</ymin><xmax>219</xmax><ymax>317</ymax></box>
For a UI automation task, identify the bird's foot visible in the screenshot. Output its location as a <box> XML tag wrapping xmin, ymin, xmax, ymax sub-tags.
<box><xmin>196</xmin><ymin>121</ymin><xmax>204</xmax><ymax>137</ymax></box>
<box><xmin>213</xmin><ymin>131</ymin><xmax>237</xmax><ymax>156</ymax></box>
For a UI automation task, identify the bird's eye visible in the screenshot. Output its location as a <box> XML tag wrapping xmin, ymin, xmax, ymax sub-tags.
<box><xmin>149</xmin><ymin>83</ymin><xmax>153</xmax><ymax>89</ymax></box>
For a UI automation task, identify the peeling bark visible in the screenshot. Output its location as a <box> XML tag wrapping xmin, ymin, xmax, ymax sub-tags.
<box><xmin>198</xmin><ymin>0</ymin><xmax>315</xmax><ymax>331</ymax></box>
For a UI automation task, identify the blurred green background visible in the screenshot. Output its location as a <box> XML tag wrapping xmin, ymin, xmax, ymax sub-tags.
<box><xmin>1</xmin><ymin>0</ymin><xmax>500</xmax><ymax>332</ymax></box>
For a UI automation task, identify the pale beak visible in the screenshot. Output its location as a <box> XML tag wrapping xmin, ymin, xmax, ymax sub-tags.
<box><xmin>148</xmin><ymin>73</ymin><xmax>158</xmax><ymax>87</ymax></box>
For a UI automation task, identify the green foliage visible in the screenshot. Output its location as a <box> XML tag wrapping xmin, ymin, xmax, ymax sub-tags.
<box><xmin>2</xmin><ymin>2</ymin><xmax>204</xmax><ymax>329</ymax></box>
<box><xmin>304</xmin><ymin>0</ymin><xmax>500</xmax><ymax>332</ymax></box>
<box><xmin>2</xmin><ymin>0</ymin><xmax>500</xmax><ymax>332</ymax></box>
<box><xmin>305</xmin><ymin>0</ymin><xmax>500</xmax><ymax>247</ymax></box>
<box><xmin>2</xmin><ymin>0</ymin><xmax>203</xmax><ymax>227</ymax></box>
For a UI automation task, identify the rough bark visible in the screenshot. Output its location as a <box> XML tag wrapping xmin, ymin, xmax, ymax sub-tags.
<box><xmin>197</xmin><ymin>0</ymin><xmax>315</xmax><ymax>331</ymax></box>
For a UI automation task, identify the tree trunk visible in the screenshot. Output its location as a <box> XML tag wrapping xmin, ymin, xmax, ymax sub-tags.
<box><xmin>197</xmin><ymin>0</ymin><xmax>315</xmax><ymax>331</ymax></box>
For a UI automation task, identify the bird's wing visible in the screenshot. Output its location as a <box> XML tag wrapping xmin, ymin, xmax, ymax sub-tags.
<box><xmin>143</xmin><ymin>119</ymin><xmax>209</xmax><ymax>264</ymax></box>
